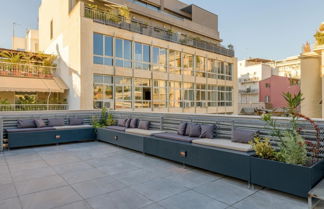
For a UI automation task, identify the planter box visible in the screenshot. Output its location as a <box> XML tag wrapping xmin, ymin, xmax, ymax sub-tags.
<box><xmin>251</xmin><ymin>157</ymin><xmax>324</xmax><ymax>198</ymax></box>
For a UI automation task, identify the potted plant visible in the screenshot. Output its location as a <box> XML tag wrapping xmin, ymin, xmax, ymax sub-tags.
<box><xmin>249</xmin><ymin>92</ymin><xmax>324</xmax><ymax>197</ymax></box>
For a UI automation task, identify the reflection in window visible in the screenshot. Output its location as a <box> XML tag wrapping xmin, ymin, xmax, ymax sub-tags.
<box><xmin>93</xmin><ymin>74</ymin><xmax>114</xmax><ymax>109</ymax></box>
<box><xmin>195</xmin><ymin>56</ymin><xmax>205</xmax><ymax>77</ymax></box>
<box><xmin>182</xmin><ymin>83</ymin><xmax>195</xmax><ymax>108</ymax></box>
<box><xmin>115</xmin><ymin>39</ymin><xmax>132</xmax><ymax>68</ymax></box>
<box><xmin>169</xmin><ymin>50</ymin><xmax>181</xmax><ymax>74</ymax></box>
<box><xmin>134</xmin><ymin>78</ymin><xmax>151</xmax><ymax>108</ymax></box>
<box><xmin>168</xmin><ymin>81</ymin><xmax>181</xmax><ymax>108</ymax></box>
<box><xmin>93</xmin><ymin>33</ymin><xmax>113</xmax><ymax>66</ymax></box>
<box><xmin>115</xmin><ymin>76</ymin><xmax>132</xmax><ymax>109</ymax></box>
<box><xmin>153</xmin><ymin>80</ymin><xmax>167</xmax><ymax>108</ymax></box>
<box><xmin>135</xmin><ymin>42</ymin><xmax>150</xmax><ymax>70</ymax></box>
<box><xmin>196</xmin><ymin>84</ymin><xmax>207</xmax><ymax>107</ymax></box>
<box><xmin>152</xmin><ymin>47</ymin><xmax>167</xmax><ymax>72</ymax></box>
<box><xmin>182</xmin><ymin>53</ymin><xmax>193</xmax><ymax>76</ymax></box>
<box><xmin>207</xmin><ymin>85</ymin><xmax>218</xmax><ymax>107</ymax></box>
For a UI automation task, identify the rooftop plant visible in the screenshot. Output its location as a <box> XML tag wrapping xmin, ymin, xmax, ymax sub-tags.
<box><xmin>250</xmin><ymin>91</ymin><xmax>321</xmax><ymax>166</ymax></box>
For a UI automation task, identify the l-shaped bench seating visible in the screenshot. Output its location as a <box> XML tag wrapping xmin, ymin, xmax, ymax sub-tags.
<box><xmin>97</xmin><ymin>118</ymin><xmax>255</xmax><ymax>181</ymax></box>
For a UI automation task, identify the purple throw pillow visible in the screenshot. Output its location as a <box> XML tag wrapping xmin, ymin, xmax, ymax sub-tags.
<box><xmin>48</xmin><ymin>118</ymin><xmax>65</xmax><ymax>127</ymax></box>
<box><xmin>130</xmin><ymin>118</ymin><xmax>138</xmax><ymax>128</ymax></box>
<box><xmin>17</xmin><ymin>119</ymin><xmax>36</xmax><ymax>128</ymax></box>
<box><xmin>189</xmin><ymin>123</ymin><xmax>201</xmax><ymax>137</ymax></box>
<box><xmin>69</xmin><ymin>118</ymin><xmax>83</xmax><ymax>125</ymax></box>
<box><xmin>232</xmin><ymin>128</ymin><xmax>255</xmax><ymax>144</ymax></box>
<box><xmin>117</xmin><ymin>119</ymin><xmax>127</xmax><ymax>127</ymax></box>
<box><xmin>199</xmin><ymin>124</ymin><xmax>215</xmax><ymax>138</ymax></box>
<box><xmin>177</xmin><ymin>122</ymin><xmax>187</xmax><ymax>136</ymax></box>
<box><xmin>185</xmin><ymin>123</ymin><xmax>191</xmax><ymax>136</ymax></box>
<box><xmin>34</xmin><ymin>119</ymin><xmax>46</xmax><ymax>128</ymax></box>
<box><xmin>138</xmin><ymin>120</ymin><xmax>150</xmax><ymax>130</ymax></box>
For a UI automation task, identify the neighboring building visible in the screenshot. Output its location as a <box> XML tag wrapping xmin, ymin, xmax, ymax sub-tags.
<box><xmin>238</xmin><ymin>58</ymin><xmax>274</xmax><ymax>114</ymax></box>
<box><xmin>299</xmin><ymin>22</ymin><xmax>324</xmax><ymax>118</ymax></box>
<box><xmin>38</xmin><ymin>0</ymin><xmax>237</xmax><ymax>114</ymax></box>
<box><xmin>0</xmin><ymin>48</ymin><xmax>68</xmax><ymax>111</ymax></box>
<box><xmin>273</xmin><ymin>56</ymin><xmax>301</xmax><ymax>79</ymax></box>
<box><xmin>12</xmin><ymin>30</ymin><xmax>39</xmax><ymax>52</ymax></box>
<box><xmin>259</xmin><ymin>75</ymin><xmax>300</xmax><ymax>110</ymax></box>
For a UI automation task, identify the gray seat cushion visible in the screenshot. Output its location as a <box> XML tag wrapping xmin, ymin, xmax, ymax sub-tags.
<box><xmin>152</xmin><ymin>133</ymin><xmax>194</xmax><ymax>143</ymax></box>
<box><xmin>106</xmin><ymin>126</ymin><xmax>126</xmax><ymax>132</ymax></box>
<box><xmin>6</xmin><ymin>127</ymin><xmax>56</xmax><ymax>133</ymax></box>
<box><xmin>69</xmin><ymin>118</ymin><xmax>84</xmax><ymax>125</ymax></box>
<box><xmin>48</xmin><ymin>118</ymin><xmax>65</xmax><ymax>127</ymax></box>
<box><xmin>53</xmin><ymin>125</ymin><xmax>92</xmax><ymax>130</ymax></box>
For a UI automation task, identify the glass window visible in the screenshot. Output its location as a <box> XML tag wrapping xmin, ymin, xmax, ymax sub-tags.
<box><xmin>93</xmin><ymin>33</ymin><xmax>103</xmax><ymax>56</ymax></box>
<box><xmin>152</xmin><ymin>47</ymin><xmax>167</xmax><ymax>72</ymax></box>
<box><xmin>195</xmin><ymin>56</ymin><xmax>205</xmax><ymax>77</ymax></box>
<box><xmin>93</xmin><ymin>74</ymin><xmax>114</xmax><ymax>109</ymax></box>
<box><xmin>153</xmin><ymin>80</ymin><xmax>167</xmax><ymax>109</ymax></box>
<box><xmin>135</xmin><ymin>43</ymin><xmax>142</xmax><ymax>61</ymax></box>
<box><xmin>124</xmin><ymin>40</ymin><xmax>132</xmax><ymax>60</ymax></box>
<box><xmin>116</xmin><ymin>39</ymin><xmax>123</xmax><ymax>58</ymax></box>
<box><xmin>104</xmin><ymin>36</ymin><xmax>113</xmax><ymax>56</ymax></box>
<box><xmin>115</xmin><ymin>76</ymin><xmax>132</xmax><ymax>109</ymax></box>
<box><xmin>182</xmin><ymin>83</ymin><xmax>195</xmax><ymax>108</ymax></box>
<box><xmin>135</xmin><ymin>42</ymin><xmax>150</xmax><ymax>70</ymax></box>
<box><xmin>93</xmin><ymin>56</ymin><xmax>103</xmax><ymax>65</ymax></box>
<box><xmin>143</xmin><ymin>45</ymin><xmax>150</xmax><ymax>62</ymax></box>
<box><xmin>134</xmin><ymin>78</ymin><xmax>151</xmax><ymax>108</ymax></box>
<box><xmin>169</xmin><ymin>81</ymin><xmax>181</xmax><ymax>108</ymax></box>
<box><xmin>182</xmin><ymin>53</ymin><xmax>193</xmax><ymax>76</ymax></box>
<box><xmin>169</xmin><ymin>50</ymin><xmax>181</xmax><ymax>74</ymax></box>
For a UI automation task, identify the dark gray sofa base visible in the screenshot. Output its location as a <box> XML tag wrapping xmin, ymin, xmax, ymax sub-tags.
<box><xmin>251</xmin><ymin>157</ymin><xmax>324</xmax><ymax>198</ymax></box>
<box><xmin>7</xmin><ymin>127</ymin><xmax>96</xmax><ymax>149</ymax></box>
<box><xmin>97</xmin><ymin>128</ymin><xmax>144</xmax><ymax>152</ymax></box>
<box><xmin>144</xmin><ymin>136</ymin><xmax>252</xmax><ymax>181</ymax></box>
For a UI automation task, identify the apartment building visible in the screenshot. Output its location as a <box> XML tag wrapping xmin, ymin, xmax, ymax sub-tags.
<box><xmin>274</xmin><ymin>56</ymin><xmax>301</xmax><ymax>79</ymax></box>
<box><xmin>237</xmin><ymin>58</ymin><xmax>274</xmax><ymax>113</ymax></box>
<box><xmin>39</xmin><ymin>0</ymin><xmax>237</xmax><ymax>114</ymax></box>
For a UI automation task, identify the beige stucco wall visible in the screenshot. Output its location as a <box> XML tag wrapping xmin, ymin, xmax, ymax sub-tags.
<box><xmin>39</xmin><ymin>0</ymin><xmax>82</xmax><ymax>110</ymax></box>
<box><xmin>300</xmin><ymin>53</ymin><xmax>322</xmax><ymax>118</ymax></box>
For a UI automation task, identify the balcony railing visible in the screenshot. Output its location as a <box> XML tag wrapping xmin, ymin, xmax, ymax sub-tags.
<box><xmin>0</xmin><ymin>104</ymin><xmax>68</xmax><ymax>112</ymax></box>
<box><xmin>239</xmin><ymin>77</ymin><xmax>259</xmax><ymax>83</ymax></box>
<box><xmin>239</xmin><ymin>88</ymin><xmax>259</xmax><ymax>94</ymax></box>
<box><xmin>84</xmin><ymin>7</ymin><xmax>235</xmax><ymax>57</ymax></box>
<box><xmin>0</xmin><ymin>61</ymin><xmax>56</xmax><ymax>79</ymax></box>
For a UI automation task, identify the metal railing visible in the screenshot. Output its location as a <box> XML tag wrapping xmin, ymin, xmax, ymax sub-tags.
<box><xmin>0</xmin><ymin>61</ymin><xmax>56</xmax><ymax>79</ymax></box>
<box><xmin>239</xmin><ymin>88</ymin><xmax>259</xmax><ymax>94</ymax></box>
<box><xmin>84</xmin><ymin>7</ymin><xmax>235</xmax><ymax>57</ymax></box>
<box><xmin>0</xmin><ymin>104</ymin><xmax>68</xmax><ymax>112</ymax></box>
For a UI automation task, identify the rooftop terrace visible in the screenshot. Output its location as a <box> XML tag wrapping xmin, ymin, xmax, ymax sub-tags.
<box><xmin>0</xmin><ymin>141</ymin><xmax>316</xmax><ymax>209</ymax></box>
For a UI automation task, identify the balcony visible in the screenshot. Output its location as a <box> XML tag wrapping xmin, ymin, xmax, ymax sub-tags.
<box><xmin>0</xmin><ymin>61</ymin><xmax>55</xmax><ymax>79</ymax></box>
<box><xmin>239</xmin><ymin>77</ymin><xmax>259</xmax><ymax>83</ymax></box>
<box><xmin>239</xmin><ymin>88</ymin><xmax>259</xmax><ymax>94</ymax></box>
<box><xmin>0</xmin><ymin>104</ymin><xmax>68</xmax><ymax>111</ymax></box>
<box><xmin>84</xmin><ymin>7</ymin><xmax>235</xmax><ymax>57</ymax></box>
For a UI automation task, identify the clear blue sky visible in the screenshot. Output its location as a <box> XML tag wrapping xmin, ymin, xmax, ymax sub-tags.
<box><xmin>0</xmin><ymin>0</ymin><xmax>323</xmax><ymax>60</ymax></box>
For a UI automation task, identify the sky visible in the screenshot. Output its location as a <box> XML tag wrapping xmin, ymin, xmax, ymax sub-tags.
<box><xmin>0</xmin><ymin>0</ymin><xmax>323</xmax><ymax>60</ymax></box>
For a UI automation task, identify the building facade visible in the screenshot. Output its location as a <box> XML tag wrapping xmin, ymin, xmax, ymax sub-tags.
<box><xmin>273</xmin><ymin>56</ymin><xmax>301</xmax><ymax>79</ymax></box>
<box><xmin>39</xmin><ymin>0</ymin><xmax>237</xmax><ymax>114</ymax></box>
<box><xmin>259</xmin><ymin>75</ymin><xmax>300</xmax><ymax>110</ymax></box>
<box><xmin>237</xmin><ymin>58</ymin><xmax>274</xmax><ymax>113</ymax></box>
<box><xmin>12</xmin><ymin>30</ymin><xmax>39</xmax><ymax>52</ymax></box>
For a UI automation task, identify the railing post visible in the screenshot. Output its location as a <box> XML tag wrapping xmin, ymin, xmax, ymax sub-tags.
<box><xmin>0</xmin><ymin>117</ymin><xmax>3</xmax><ymax>152</ymax></box>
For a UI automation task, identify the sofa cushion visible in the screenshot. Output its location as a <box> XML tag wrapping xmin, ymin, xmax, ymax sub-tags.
<box><xmin>138</xmin><ymin>121</ymin><xmax>150</xmax><ymax>130</ymax></box>
<box><xmin>200</xmin><ymin>124</ymin><xmax>214</xmax><ymax>139</ymax></box>
<box><xmin>117</xmin><ymin>119</ymin><xmax>127</xmax><ymax>127</ymax></box>
<box><xmin>125</xmin><ymin>119</ymin><xmax>131</xmax><ymax>128</ymax></box>
<box><xmin>232</xmin><ymin>128</ymin><xmax>255</xmax><ymax>144</ymax></box>
<box><xmin>34</xmin><ymin>119</ymin><xmax>46</xmax><ymax>128</ymax></box>
<box><xmin>192</xmin><ymin>139</ymin><xmax>253</xmax><ymax>152</ymax></box>
<box><xmin>48</xmin><ymin>118</ymin><xmax>65</xmax><ymax>127</ymax></box>
<box><xmin>126</xmin><ymin>129</ymin><xmax>165</xmax><ymax>136</ymax></box>
<box><xmin>6</xmin><ymin>127</ymin><xmax>55</xmax><ymax>133</ymax></box>
<box><xmin>152</xmin><ymin>133</ymin><xmax>194</xmax><ymax>143</ymax></box>
<box><xmin>177</xmin><ymin>122</ymin><xmax>187</xmax><ymax>136</ymax></box>
<box><xmin>130</xmin><ymin>118</ymin><xmax>138</xmax><ymax>128</ymax></box>
<box><xmin>69</xmin><ymin>118</ymin><xmax>84</xmax><ymax>126</ymax></box>
<box><xmin>53</xmin><ymin>125</ymin><xmax>92</xmax><ymax>130</ymax></box>
<box><xmin>17</xmin><ymin>119</ymin><xmax>36</xmax><ymax>128</ymax></box>
<box><xmin>106</xmin><ymin>126</ymin><xmax>126</xmax><ymax>132</ymax></box>
<box><xmin>189</xmin><ymin>124</ymin><xmax>201</xmax><ymax>137</ymax></box>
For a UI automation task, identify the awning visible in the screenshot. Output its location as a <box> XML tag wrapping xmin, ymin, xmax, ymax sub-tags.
<box><xmin>0</xmin><ymin>76</ymin><xmax>68</xmax><ymax>93</ymax></box>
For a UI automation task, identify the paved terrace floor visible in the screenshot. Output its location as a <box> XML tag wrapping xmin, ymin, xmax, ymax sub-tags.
<box><xmin>0</xmin><ymin>142</ymin><xmax>322</xmax><ymax>209</ymax></box>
